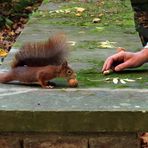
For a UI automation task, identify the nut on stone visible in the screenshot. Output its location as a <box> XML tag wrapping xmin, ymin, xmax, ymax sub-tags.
<box><xmin>68</xmin><ymin>79</ymin><xmax>78</xmax><ymax>87</ymax></box>
<box><xmin>103</xmin><ymin>69</ymin><xmax>113</xmax><ymax>75</ymax></box>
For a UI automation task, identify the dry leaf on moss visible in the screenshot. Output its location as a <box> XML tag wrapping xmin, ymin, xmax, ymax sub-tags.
<box><xmin>113</xmin><ymin>78</ymin><xmax>119</xmax><ymax>84</ymax></box>
<box><xmin>75</xmin><ymin>13</ymin><xmax>81</xmax><ymax>16</ymax></box>
<box><xmin>92</xmin><ymin>18</ymin><xmax>101</xmax><ymax>23</ymax></box>
<box><xmin>76</xmin><ymin>7</ymin><xmax>85</xmax><ymax>13</ymax></box>
<box><xmin>123</xmin><ymin>78</ymin><xmax>135</xmax><ymax>82</ymax></box>
<box><xmin>67</xmin><ymin>41</ymin><xmax>76</xmax><ymax>46</ymax></box>
<box><xmin>98</xmin><ymin>40</ymin><xmax>117</xmax><ymax>48</ymax></box>
<box><xmin>120</xmin><ymin>79</ymin><xmax>126</xmax><ymax>84</ymax></box>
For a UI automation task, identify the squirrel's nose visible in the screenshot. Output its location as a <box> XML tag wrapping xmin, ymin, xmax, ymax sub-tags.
<box><xmin>73</xmin><ymin>73</ymin><xmax>77</xmax><ymax>78</ymax></box>
<box><xmin>69</xmin><ymin>73</ymin><xmax>77</xmax><ymax>79</ymax></box>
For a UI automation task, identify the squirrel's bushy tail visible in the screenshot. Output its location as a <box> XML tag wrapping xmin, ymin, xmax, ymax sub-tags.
<box><xmin>11</xmin><ymin>33</ymin><xmax>69</xmax><ymax>68</ymax></box>
<box><xmin>0</xmin><ymin>72</ymin><xmax>13</xmax><ymax>83</ymax></box>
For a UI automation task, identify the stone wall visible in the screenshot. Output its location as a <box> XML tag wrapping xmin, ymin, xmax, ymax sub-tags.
<box><xmin>0</xmin><ymin>132</ymin><xmax>140</xmax><ymax>148</ymax></box>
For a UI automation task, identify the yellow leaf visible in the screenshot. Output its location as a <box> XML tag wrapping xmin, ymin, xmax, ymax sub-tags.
<box><xmin>92</xmin><ymin>18</ymin><xmax>101</xmax><ymax>23</ymax></box>
<box><xmin>75</xmin><ymin>13</ymin><xmax>81</xmax><ymax>16</ymax></box>
<box><xmin>98</xmin><ymin>13</ymin><xmax>104</xmax><ymax>17</ymax></box>
<box><xmin>98</xmin><ymin>40</ymin><xmax>117</xmax><ymax>48</ymax></box>
<box><xmin>0</xmin><ymin>49</ymin><xmax>8</xmax><ymax>57</ymax></box>
<box><xmin>76</xmin><ymin>7</ymin><xmax>85</xmax><ymax>13</ymax></box>
<box><xmin>9</xmin><ymin>31</ymin><xmax>15</xmax><ymax>36</ymax></box>
<box><xmin>0</xmin><ymin>36</ymin><xmax>4</xmax><ymax>41</ymax></box>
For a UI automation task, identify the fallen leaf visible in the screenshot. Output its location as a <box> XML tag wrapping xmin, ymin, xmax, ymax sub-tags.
<box><xmin>92</xmin><ymin>18</ymin><xmax>101</xmax><ymax>23</ymax></box>
<box><xmin>0</xmin><ymin>49</ymin><xmax>8</xmax><ymax>57</ymax></box>
<box><xmin>75</xmin><ymin>13</ymin><xmax>81</xmax><ymax>16</ymax></box>
<box><xmin>55</xmin><ymin>10</ymin><xmax>59</xmax><ymax>13</ymax></box>
<box><xmin>9</xmin><ymin>31</ymin><xmax>15</xmax><ymax>36</ymax></box>
<box><xmin>98</xmin><ymin>13</ymin><xmax>104</xmax><ymax>17</ymax></box>
<box><xmin>120</xmin><ymin>79</ymin><xmax>126</xmax><ymax>84</ymax></box>
<box><xmin>25</xmin><ymin>6</ymin><xmax>33</xmax><ymax>12</ymax></box>
<box><xmin>55</xmin><ymin>10</ymin><xmax>64</xmax><ymax>13</ymax></box>
<box><xmin>113</xmin><ymin>78</ymin><xmax>118</xmax><ymax>84</ymax></box>
<box><xmin>0</xmin><ymin>35</ymin><xmax>4</xmax><ymax>41</ymax></box>
<box><xmin>15</xmin><ymin>27</ymin><xmax>23</xmax><ymax>34</ymax></box>
<box><xmin>76</xmin><ymin>7</ymin><xmax>85</xmax><ymax>13</ymax></box>
<box><xmin>67</xmin><ymin>41</ymin><xmax>76</xmax><ymax>46</ymax></box>
<box><xmin>98</xmin><ymin>40</ymin><xmax>117</xmax><ymax>48</ymax></box>
<box><xmin>105</xmin><ymin>78</ymin><xmax>111</xmax><ymax>81</ymax></box>
<box><xmin>123</xmin><ymin>78</ymin><xmax>135</xmax><ymax>82</ymax></box>
<box><xmin>137</xmin><ymin>77</ymin><xmax>142</xmax><ymax>80</ymax></box>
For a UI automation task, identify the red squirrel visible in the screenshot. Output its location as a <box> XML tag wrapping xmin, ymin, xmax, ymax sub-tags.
<box><xmin>0</xmin><ymin>33</ymin><xmax>78</xmax><ymax>88</ymax></box>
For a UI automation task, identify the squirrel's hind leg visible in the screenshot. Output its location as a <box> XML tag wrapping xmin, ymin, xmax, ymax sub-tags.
<box><xmin>37</xmin><ymin>73</ymin><xmax>54</xmax><ymax>89</ymax></box>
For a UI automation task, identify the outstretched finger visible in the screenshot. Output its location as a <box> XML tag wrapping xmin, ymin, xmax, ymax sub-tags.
<box><xmin>102</xmin><ymin>57</ymin><xmax>113</xmax><ymax>71</ymax></box>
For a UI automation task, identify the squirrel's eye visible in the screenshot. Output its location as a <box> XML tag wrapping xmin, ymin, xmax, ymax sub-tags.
<box><xmin>67</xmin><ymin>70</ymin><xmax>72</xmax><ymax>75</ymax></box>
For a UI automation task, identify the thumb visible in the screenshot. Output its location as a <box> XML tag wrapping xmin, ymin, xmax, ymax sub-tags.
<box><xmin>115</xmin><ymin>61</ymin><xmax>131</xmax><ymax>71</ymax></box>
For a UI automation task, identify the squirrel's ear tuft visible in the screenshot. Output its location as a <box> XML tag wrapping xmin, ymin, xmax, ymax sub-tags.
<box><xmin>62</xmin><ymin>61</ymin><xmax>68</xmax><ymax>67</ymax></box>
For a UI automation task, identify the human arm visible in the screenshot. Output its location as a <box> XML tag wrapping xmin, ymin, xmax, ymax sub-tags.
<box><xmin>102</xmin><ymin>44</ymin><xmax>148</xmax><ymax>72</ymax></box>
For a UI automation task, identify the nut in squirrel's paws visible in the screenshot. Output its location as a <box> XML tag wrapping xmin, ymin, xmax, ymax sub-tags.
<box><xmin>68</xmin><ymin>78</ymin><xmax>78</xmax><ymax>87</ymax></box>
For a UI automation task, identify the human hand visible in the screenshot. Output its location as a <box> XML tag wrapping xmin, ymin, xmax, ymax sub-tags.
<box><xmin>102</xmin><ymin>49</ymin><xmax>148</xmax><ymax>72</ymax></box>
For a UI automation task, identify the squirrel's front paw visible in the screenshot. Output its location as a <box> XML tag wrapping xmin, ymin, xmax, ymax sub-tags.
<box><xmin>40</xmin><ymin>81</ymin><xmax>55</xmax><ymax>89</ymax></box>
<box><xmin>44</xmin><ymin>85</ymin><xmax>54</xmax><ymax>89</ymax></box>
<box><xmin>48</xmin><ymin>81</ymin><xmax>56</xmax><ymax>87</ymax></box>
<box><xmin>48</xmin><ymin>85</ymin><xmax>54</xmax><ymax>89</ymax></box>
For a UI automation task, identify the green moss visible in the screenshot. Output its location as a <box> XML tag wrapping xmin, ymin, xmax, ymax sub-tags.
<box><xmin>34</xmin><ymin>0</ymin><xmax>134</xmax><ymax>30</ymax></box>
<box><xmin>77</xmin><ymin>66</ymin><xmax>148</xmax><ymax>89</ymax></box>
